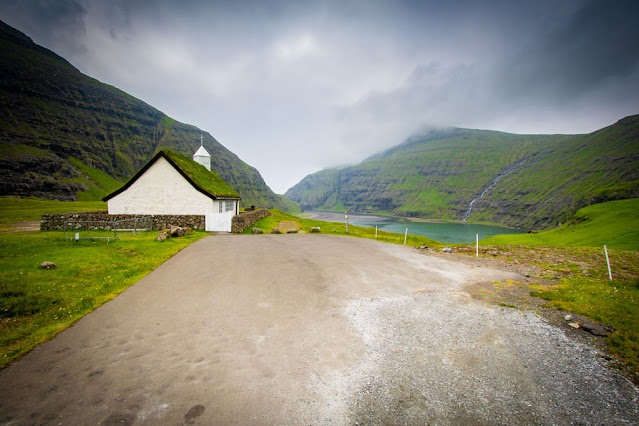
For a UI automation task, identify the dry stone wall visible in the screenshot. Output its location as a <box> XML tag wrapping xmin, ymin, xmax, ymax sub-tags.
<box><xmin>231</xmin><ymin>209</ymin><xmax>272</xmax><ymax>233</ymax></box>
<box><xmin>41</xmin><ymin>210</ymin><xmax>271</xmax><ymax>233</ymax></box>
<box><xmin>41</xmin><ymin>212</ymin><xmax>205</xmax><ymax>231</ymax></box>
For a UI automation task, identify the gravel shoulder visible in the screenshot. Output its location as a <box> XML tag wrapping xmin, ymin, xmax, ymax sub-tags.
<box><xmin>0</xmin><ymin>234</ymin><xmax>637</xmax><ymax>424</ymax></box>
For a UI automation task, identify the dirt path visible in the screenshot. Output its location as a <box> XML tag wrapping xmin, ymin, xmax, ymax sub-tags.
<box><xmin>0</xmin><ymin>234</ymin><xmax>637</xmax><ymax>424</ymax></box>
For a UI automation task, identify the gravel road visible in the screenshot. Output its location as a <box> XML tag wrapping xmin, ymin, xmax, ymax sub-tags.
<box><xmin>0</xmin><ymin>234</ymin><xmax>637</xmax><ymax>424</ymax></box>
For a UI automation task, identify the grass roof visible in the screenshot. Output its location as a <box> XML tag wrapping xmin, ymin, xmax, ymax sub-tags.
<box><xmin>161</xmin><ymin>149</ymin><xmax>240</xmax><ymax>199</ymax></box>
<box><xmin>103</xmin><ymin>149</ymin><xmax>240</xmax><ymax>201</ymax></box>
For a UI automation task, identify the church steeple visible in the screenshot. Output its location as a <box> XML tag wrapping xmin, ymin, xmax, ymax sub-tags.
<box><xmin>193</xmin><ymin>134</ymin><xmax>211</xmax><ymax>171</ymax></box>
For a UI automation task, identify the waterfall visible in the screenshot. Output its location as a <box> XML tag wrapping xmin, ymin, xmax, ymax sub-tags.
<box><xmin>462</xmin><ymin>157</ymin><xmax>530</xmax><ymax>221</ymax></box>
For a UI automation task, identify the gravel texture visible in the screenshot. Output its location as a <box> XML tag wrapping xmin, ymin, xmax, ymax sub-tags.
<box><xmin>338</xmin><ymin>292</ymin><xmax>638</xmax><ymax>424</ymax></box>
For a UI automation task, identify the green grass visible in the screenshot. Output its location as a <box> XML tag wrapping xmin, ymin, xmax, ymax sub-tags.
<box><xmin>482</xmin><ymin>199</ymin><xmax>639</xmax><ymax>251</ymax></box>
<box><xmin>531</xmin><ymin>277</ymin><xmax>639</xmax><ymax>375</ymax></box>
<box><xmin>68</xmin><ymin>157</ymin><xmax>122</xmax><ymax>201</ymax></box>
<box><xmin>478</xmin><ymin>198</ymin><xmax>639</xmax><ymax>378</ymax></box>
<box><xmin>0</xmin><ymin>230</ymin><xmax>208</xmax><ymax>367</ymax></box>
<box><xmin>163</xmin><ymin>150</ymin><xmax>239</xmax><ymax>198</ymax></box>
<box><xmin>243</xmin><ymin>209</ymin><xmax>442</xmax><ymax>247</ymax></box>
<box><xmin>0</xmin><ymin>196</ymin><xmax>107</xmax><ymax>228</ymax></box>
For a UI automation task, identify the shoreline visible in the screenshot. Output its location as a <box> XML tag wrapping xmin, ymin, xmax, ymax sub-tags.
<box><xmin>300</xmin><ymin>210</ymin><xmax>523</xmax><ymax>230</ymax></box>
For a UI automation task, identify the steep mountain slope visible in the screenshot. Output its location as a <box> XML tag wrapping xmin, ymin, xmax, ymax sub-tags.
<box><xmin>0</xmin><ymin>20</ymin><xmax>296</xmax><ymax>211</ymax></box>
<box><xmin>471</xmin><ymin>114</ymin><xmax>639</xmax><ymax>228</ymax></box>
<box><xmin>286</xmin><ymin>117</ymin><xmax>639</xmax><ymax>229</ymax></box>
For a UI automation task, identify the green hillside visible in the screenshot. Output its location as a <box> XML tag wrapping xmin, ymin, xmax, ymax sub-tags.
<box><xmin>286</xmin><ymin>118</ymin><xmax>639</xmax><ymax>229</ymax></box>
<box><xmin>471</xmin><ymin>115</ymin><xmax>639</xmax><ymax>229</ymax></box>
<box><xmin>0</xmin><ymin>20</ymin><xmax>297</xmax><ymax>211</ymax></box>
<box><xmin>482</xmin><ymin>198</ymin><xmax>639</xmax><ymax>251</ymax></box>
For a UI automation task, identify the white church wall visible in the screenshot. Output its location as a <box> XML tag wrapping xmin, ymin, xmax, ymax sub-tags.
<box><xmin>108</xmin><ymin>157</ymin><xmax>213</xmax><ymax>215</ymax></box>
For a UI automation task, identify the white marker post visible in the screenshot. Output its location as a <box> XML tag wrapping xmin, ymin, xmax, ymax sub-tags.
<box><xmin>404</xmin><ymin>228</ymin><xmax>408</xmax><ymax>245</ymax></box>
<box><xmin>604</xmin><ymin>245</ymin><xmax>613</xmax><ymax>281</ymax></box>
<box><xmin>476</xmin><ymin>234</ymin><xmax>479</xmax><ymax>258</ymax></box>
<box><xmin>375</xmin><ymin>225</ymin><xmax>378</xmax><ymax>239</ymax></box>
<box><xmin>345</xmin><ymin>211</ymin><xmax>349</xmax><ymax>234</ymax></box>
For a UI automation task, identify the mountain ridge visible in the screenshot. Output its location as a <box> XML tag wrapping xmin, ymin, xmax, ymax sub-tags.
<box><xmin>286</xmin><ymin>115</ymin><xmax>639</xmax><ymax>229</ymax></box>
<box><xmin>0</xmin><ymin>20</ymin><xmax>297</xmax><ymax>212</ymax></box>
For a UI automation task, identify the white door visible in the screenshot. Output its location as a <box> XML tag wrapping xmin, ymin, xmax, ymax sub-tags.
<box><xmin>205</xmin><ymin>211</ymin><xmax>232</xmax><ymax>232</ymax></box>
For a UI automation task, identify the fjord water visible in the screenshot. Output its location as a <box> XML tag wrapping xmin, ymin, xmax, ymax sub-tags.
<box><xmin>305</xmin><ymin>211</ymin><xmax>525</xmax><ymax>244</ymax></box>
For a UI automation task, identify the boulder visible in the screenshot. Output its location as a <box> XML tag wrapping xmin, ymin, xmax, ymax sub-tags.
<box><xmin>157</xmin><ymin>230</ymin><xmax>170</xmax><ymax>241</ymax></box>
<box><xmin>38</xmin><ymin>261</ymin><xmax>56</xmax><ymax>269</ymax></box>
<box><xmin>310</xmin><ymin>227</ymin><xmax>321</xmax><ymax>233</ymax></box>
<box><xmin>270</xmin><ymin>228</ymin><xmax>281</xmax><ymax>234</ymax></box>
<box><xmin>252</xmin><ymin>227</ymin><xmax>263</xmax><ymax>234</ymax></box>
<box><xmin>287</xmin><ymin>229</ymin><xmax>298</xmax><ymax>234</ymax></box>
<box><xmin>185</xmin><ymin>227</ymin><xmax>193</xmax><ymax>234</ymax></box>
<box><xmin>170</xmin><ymin>225</ymin><xmax>185</xmax><ymax>237</ymax></box>
<box><xmin>580</xmin><ymin>322</ymin><xmax>611</xmax><ymax>337</ymax></box>
<box><xmin>442</xmin><ymin>247</ymin><xmax>452</xmax><ymax>253</ymax></box>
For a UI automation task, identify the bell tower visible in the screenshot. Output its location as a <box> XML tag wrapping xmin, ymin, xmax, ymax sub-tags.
<box><xmin>193</xmin><ymin>134</ymin><xmax>211</xmax><ymax>171</ymax></box>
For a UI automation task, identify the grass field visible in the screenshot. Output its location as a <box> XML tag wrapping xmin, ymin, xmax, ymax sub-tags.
<box><xmin>0</xmin><ymin>196</ymin><xmax>107</xmax><ymax>228</ymax></box>
<box><xmin>0</xmin><ymin>197</ymin><xmax>208</xmax><ymax>367</ymax></box>
<box><xmin>531</xmin><ymin>275</ymin><xmax>638</xmax><ymax>374</ymax></box>
<box><xmin>482</xmin><ymin>198</ymin><xmax>639</xmax><ymax>251</ymax></box>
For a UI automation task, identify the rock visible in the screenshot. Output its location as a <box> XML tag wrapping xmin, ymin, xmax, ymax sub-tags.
<box><xmin>287</xmin><ymin>229</ymin><xmax>298</xmax><ymax>234</ymax></box>
<box><xmin>581</xmin><ymin>322</ymin><xmax>611</xmax><ymax>337</ymax></box>
<box><xmin>185</xmin><ymin>227</ymin><xmax>193</xmax><ymax>234</ymax></box>
<box><xmin>568</xmin><ymin>322</ymin><xmax>580</xmax><ymax>329</ymax></box>
<box><xmin>564</xmin><ymin>314</ymin><xmax>573</xmax><ymax>321</ymax></box>
<box><xmin>157</xmin><ymin>230</ymin><xmax>170</xmax><ymax>241</ymax></box>
<box><xmin>38</xmin><ymin>261</ymin><xmax>56</xmax><ymax>269</ymax></box>
<box><xmin>269</xmin><ymin>228</ymin><xmax>281</xmax><ymax>234</ymax></box>
<box><xmin>418</xmin><ymin>246</ymin><xmax>429</xmax><ymax>250</ymax></box>
<box><xmin>252</xmin><ymin>227</ymin><xmax>263</xmax><ymax>234</ymax></box>
<box><xmin>310</xmin><ymin>227</ymin><xmax>321</xmax><ymax>233</ymax></box>
<box><xmin>170</xmin><ymin>225</ymin><xmax>185</xmax><ymax>237</ymax></box>
<box><xmin>525</xmin><ymin>273</ymin><xmax>531</xmax><ymax>278</ymax></box>
<box><xmin>442</xmin><ymin>247</ymin><xmax>452</xmax><ymax>253</ymax></box>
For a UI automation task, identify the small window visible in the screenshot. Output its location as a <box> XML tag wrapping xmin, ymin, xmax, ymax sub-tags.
<box><xmin>225</xmin><ymin>200</ymin><xmax>234</xmax><ymax>212</ymax></box>
<box><xmin>219</xmin><ymin>201</ymin><xmax>223</xmax><ymax>213</ymax></box>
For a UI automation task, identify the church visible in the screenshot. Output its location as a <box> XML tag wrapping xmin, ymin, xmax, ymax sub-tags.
<box><xmin>103</xmin><ymin>141</ymin><xmax>241</xmax><ymax>232</ymax></box>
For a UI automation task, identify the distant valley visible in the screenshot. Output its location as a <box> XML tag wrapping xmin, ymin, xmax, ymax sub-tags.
<box><xmin>286</xmin><ymin>118</ymin><xmax>639</xmax><ymax>229</ymax></box>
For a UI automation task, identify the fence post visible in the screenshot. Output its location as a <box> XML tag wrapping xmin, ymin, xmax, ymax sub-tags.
<box><xmin>345</xmin><ymin>211</ymin><xmax>349</xmax><ymax>234</ymax></box>
<box><xmin>404</xmin><ymin>228</ymin><xmax>408</xmax><ymax>245</ymax></box>
<box><xmin>604</xmin><ymin>245</ymin><xmax>613</xmax><ymax>281</ymax></box>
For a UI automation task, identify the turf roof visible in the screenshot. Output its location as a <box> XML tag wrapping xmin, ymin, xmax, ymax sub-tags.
<box><xmin>103</xmin><ymin>149</ymin><xmax>240</xmax><ymax>201</ymax></box>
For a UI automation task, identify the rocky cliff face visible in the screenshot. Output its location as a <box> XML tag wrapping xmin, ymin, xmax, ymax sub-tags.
<box><xmin>0</xmin><ymin>20</ymin><xmax>296</xmax><ymax>211</ymax></box>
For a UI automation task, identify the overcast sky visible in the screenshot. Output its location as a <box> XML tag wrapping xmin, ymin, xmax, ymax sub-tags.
<box><xmin>2</xmin><ymin>0</ymin><xmax>638</xmax><ymax>193</ymax></box>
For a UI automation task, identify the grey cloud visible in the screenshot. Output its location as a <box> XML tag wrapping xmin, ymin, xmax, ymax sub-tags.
<box><xmin>0</xmin><ymin>0</ymin><xmax>87</xmax><ymax>54</ymax></box>
<box><xmin>496</xmin><ymin>0</ymin><xmax>639</xmax><ymax>104</ymax></box>
<box><xmin>1</xmin><ymin>0</ymin><xmax>637</xmax><ymax>193</ymax></box>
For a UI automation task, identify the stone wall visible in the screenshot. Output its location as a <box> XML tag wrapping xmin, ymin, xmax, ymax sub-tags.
<box><xmin>41</xmin><ymin>211</ymin><xmax>205</xmax><ymax>231</ymax></box>
<box><xmin>231</xmin><ymin>209</ymin><xmax>272</xmax><ymax>233</ymax></box>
